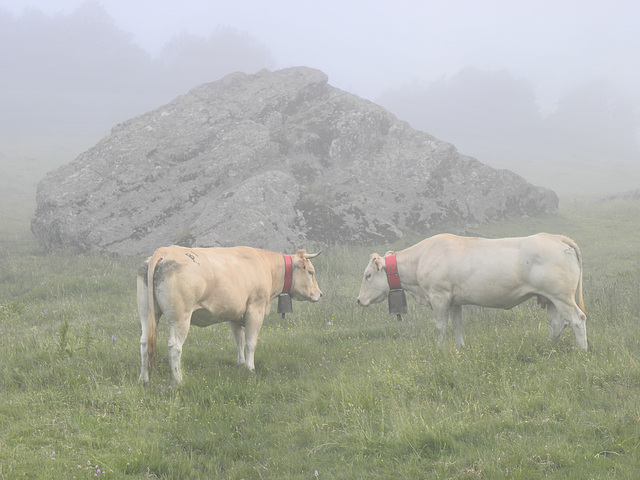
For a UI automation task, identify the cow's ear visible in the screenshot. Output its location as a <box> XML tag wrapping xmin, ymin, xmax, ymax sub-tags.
<box><xmin>294</xmin><ymin>250</ymin><xmax>307</xmax><ymax>269</ymax></box>
<box><xmin>372</xmin><ymin>254</ymin><xmax>384</xmax><ymax>272</ymax></box>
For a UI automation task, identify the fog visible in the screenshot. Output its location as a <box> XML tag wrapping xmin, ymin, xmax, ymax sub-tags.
<box><xmin>1</xmin><ymin>0</ymin><xmax>639</xmax><ymax>196</ymax></box>
<box><xmin>0</xmin><ymin>2</ymin><xmax>274</xmax><ymax>135</ymax></box>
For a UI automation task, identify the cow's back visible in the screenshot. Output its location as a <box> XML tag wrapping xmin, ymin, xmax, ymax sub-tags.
<box><xmin>415</xmin><ymin>234</ymin><xmax>524</xmax><ymax>282</ymax></box>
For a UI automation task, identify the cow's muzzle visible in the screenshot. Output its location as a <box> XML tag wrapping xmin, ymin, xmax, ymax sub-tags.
<box><xmin>303</xmin><ymin>289</ymin><xmax>322</xmax><ymax>302</ymax></box>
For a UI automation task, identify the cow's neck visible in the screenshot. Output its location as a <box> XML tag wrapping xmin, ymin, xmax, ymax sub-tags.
<box><xmin>394</xmin><ymin>248</ymin><xmax>419</xmax><ymax>288</ymax></box>
<box><xmin>269</xmin><ymin>251</ymin><xmax>289</xmax><ymax>300</ymax></box>
<box><xmin>394</xmin><ymin>243</ymin><xmax>434</xmax><ymax>307</ymax></box>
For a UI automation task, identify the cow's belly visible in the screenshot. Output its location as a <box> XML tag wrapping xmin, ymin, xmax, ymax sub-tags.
<box><xmin>190</xmin><ymin>308</ymin><xmax>237</xmax><ymax>327</ymax></box>
<box><xmin>452</xmin><ymin>287</ymin><xmax>535</xmax><ymax>310</ymax></box>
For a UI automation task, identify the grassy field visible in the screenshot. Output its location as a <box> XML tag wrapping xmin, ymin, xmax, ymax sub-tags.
<box><xmin>1</xmin><ymin>152</ymin><xmax>640</xmax><ymax>478</ymax></box>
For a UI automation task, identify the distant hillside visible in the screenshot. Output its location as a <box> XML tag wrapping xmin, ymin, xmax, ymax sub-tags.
<box><xmin>31</xmin><ymin>67</ymin><xmax>558</xmax><ymax>255</ymax></box>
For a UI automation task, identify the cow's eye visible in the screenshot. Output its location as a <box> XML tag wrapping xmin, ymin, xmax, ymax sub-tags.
<box><xmin>365</xmin><ymin>273</ymin><xmax>372</xmax><ymax>280</ymax></box>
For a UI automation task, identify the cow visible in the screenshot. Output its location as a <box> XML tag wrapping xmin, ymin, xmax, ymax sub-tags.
<box><xmin>356</xmin><ymin>233</ymin><xmax>587</xmax><ymax>350</ymax></box>
<box><xmin>137</xmin><ymin>246</ymin><xmax>322</xmax><ymax>384</ymax></box>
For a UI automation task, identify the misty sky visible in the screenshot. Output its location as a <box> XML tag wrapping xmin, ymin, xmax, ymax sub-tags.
<box><xmin>3</xmin><ymin>0</ymin><xmax>639</xmax><ymax>114</ymax></box>
<box><xmin>2</xmin><ymin>0</ymin><xmax>639</xmax><ymax>195</ymax></box>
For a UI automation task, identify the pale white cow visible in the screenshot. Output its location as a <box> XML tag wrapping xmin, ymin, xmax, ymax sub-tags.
<box><xmin>357</xmin><ymin>233</ymin><xmax>587</xmax><ymax>349</ymax></box>
<box><xmin>137</xmin><ymin>246</ymin><xmax>322</xmax><ymax>384</ymax></box>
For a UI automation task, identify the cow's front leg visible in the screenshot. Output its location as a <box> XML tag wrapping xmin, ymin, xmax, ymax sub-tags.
<box><xmin>230</xmin><ymin>321</ymin><xmax>246</xmax><ymax>367</ymax></box>
<box><xmin>168</xmin><ymin>315</ymin><xmax>191</xmax><ymax>385</ymax></box>
<box><xmin>450</xmin><ymin>305</ymin><xmax>465</xmax><ymax>348</ymax></box>
<box><xmin>243</xmin><ymin>307</ymin><xmax>265</xmax><ymax>372</ymax></box>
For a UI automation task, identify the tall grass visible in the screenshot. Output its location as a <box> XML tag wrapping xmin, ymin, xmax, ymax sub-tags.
<box><xmin>1</xmin><ymin>156</ymin><xmax>640</xmax><ymax>478</ymax></box>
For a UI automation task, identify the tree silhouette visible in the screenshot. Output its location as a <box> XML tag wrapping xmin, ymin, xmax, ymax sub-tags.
<box><xmin>0</xmin><ymin>1</ymin><xmax>275</xmax><ymax>136</ymax></box>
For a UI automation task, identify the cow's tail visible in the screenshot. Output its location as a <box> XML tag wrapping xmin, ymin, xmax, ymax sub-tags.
<box><xmin>146</xmin><ymin>249</ymin><xmax>165</xmax><ymax>376</ymax></box>
<box><xmin>562</xmin><ymin>236</ymin><xmax>585</xmax><ymax>315</ymax></box>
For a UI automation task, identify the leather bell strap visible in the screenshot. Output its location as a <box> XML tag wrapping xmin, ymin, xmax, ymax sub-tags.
<box><xmin>385</xmin><ymin>254</ymin><xmax>401</xmax><ymax>290</ymax></box>
<box><xmin>282</xmin><ymin>254</ymin><xmax>293</xmax><ymax>294</ymax></box>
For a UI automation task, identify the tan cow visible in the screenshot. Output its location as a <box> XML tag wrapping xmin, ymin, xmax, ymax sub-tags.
<box><xmin>357</xmin><ymin>233</ymin><xmax>587</xmax><ymax>349</ymax></box>
<box><xmin>137</xmin><ymin>246</ymin><xmax>322</xmax><ymax>384</ymax></box>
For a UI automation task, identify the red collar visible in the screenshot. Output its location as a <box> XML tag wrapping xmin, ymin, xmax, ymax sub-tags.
<box><xmin>385</xmin><ymin>254</ymin><xmax>401</xmax><ymax>290</ymax></box>
<box><xmin>282</xmin><ymin>254</ymin><xmax>293</xmax><ymax>293</ymax></box>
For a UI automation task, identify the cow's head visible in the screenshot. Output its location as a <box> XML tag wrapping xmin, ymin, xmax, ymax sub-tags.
<box><xmin>356</xmin><ymin>253</ymin><xmax>390</xmax><ymax>306</ymax></box>
<box><xmin>290</xmin><ymin>250</ymin><xmax>323</xmax><ymax>302</ymax></box>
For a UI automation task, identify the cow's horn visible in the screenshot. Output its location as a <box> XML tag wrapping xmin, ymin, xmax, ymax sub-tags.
<box><xmin>303</xmin><ymin>251</ymin><xmax>322</xmax><ymax>259</ymax></box>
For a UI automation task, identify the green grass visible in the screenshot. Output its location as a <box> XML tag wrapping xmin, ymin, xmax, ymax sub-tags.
<box><xmin>1</xmin><ymin>151</ymin><xmax>640</xmax><ymax>478</ymax></box>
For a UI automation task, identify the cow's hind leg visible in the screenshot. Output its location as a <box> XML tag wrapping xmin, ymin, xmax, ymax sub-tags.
<box><xmin>450</xmin><ymin>305</ymin><xmax>465</xmax><ymax>348</ymax></box>
<box><xmin>137</xmin><ymin>278</ymin><xmax>150</xmax><ymax>384</ymax></box>
<box><xmin>139</xmin><ymin>310</ymin><xmax>161</xmax><ymax>384</ymax></box>
<box><xmin>553</xmin><ymin>300</ymin><xmax>588</xmax><ymax>350</ymax></box>
<box><xmin>567</xmin><ymin>306</ymin><xmax>588</xmax><ymax>350</ymax></box>
<box><xmin>230</xmin><ymin>321</ymin><xmax>246</xmax><ymax>368</ymax></box>
<box><xmin>168</xmin><ymin>314</ymin><xmax>191</xmax><ymax>385</ymax></box>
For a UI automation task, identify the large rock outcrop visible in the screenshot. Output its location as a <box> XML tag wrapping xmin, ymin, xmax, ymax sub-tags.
<box><xmin>31</xmin><ymin>67</ymin><xmax>558</xmax><ymax>255</ymax></box>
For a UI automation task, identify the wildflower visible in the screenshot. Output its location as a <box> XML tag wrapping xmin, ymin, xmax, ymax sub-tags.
<box><xmin>315</xmin><ymin>470</ymin><xmax>319</xmax><ymax>478</ymax></box>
